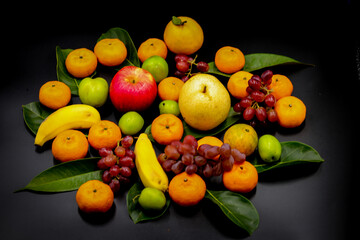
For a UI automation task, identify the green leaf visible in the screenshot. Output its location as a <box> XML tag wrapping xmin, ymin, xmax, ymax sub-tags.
<box><xmin>22</xmin><ymin>102</ymin><xmax>53</xmax><ymax>135</ymax></box>
<box><xmin>127</xmin><ymin>182</ymin><xmax>170</xmax><ymax>223</ymax></box>
<box><xmin>97</xmin><ymin>27</ymin><xmax>140</xmax><ymax>68</ymax></box>
<box><xmin>15</xmin><ymin>157</ymin><xmax>102</xmax><ymax>193</ymax></box>
<box><xmin>252</xmin><ymin>141</ymin><xmax>324</xmax><ymax>173</ymax></box>
<box><xmin>205</xmin><ymin>189</ymin><xmax>259</xmax><ymax>235</ymax></box>
<box><xmin>207</xmin><ymin>62</ymin><xmax>231</xmax><ymax>77</ymax></box>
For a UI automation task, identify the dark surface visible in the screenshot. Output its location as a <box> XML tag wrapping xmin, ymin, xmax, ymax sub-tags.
<box><xmin>1</xmin><ymin>2</ymin><xmax>359</xmax><ymax>239</ymax></box>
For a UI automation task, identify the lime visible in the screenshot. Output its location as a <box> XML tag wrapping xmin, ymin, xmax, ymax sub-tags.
<box><xmin>138</xmin><ymin>187</ymin><xmax>166</xmax><ymax>211</ymax></box>
<box><xmin>159</xmin><ymin>100</ymin><xmax>180</xmax><ymax>116</ymax></box>
<box><xmin>118</xmin><ymin>111</ymin><xmax>144</xmax><ymax>135</ymax></box>
<box><xmin>142</xmin><ymin>55</ymin><xmax>169</xmax><ymax>83</ymax></box>
<box><xmin>258</xmin><ymin>134</ymin><xmax>282</xmax><ymax>162</ymax></box>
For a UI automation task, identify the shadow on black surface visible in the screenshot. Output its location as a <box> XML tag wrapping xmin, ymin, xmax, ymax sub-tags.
<box><xmin>78</xmin><ymin>203</ymin><xmax>116</xmax><ymax>225</ymax></box>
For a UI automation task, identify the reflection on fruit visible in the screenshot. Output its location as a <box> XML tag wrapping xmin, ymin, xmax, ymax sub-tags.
<box><xmin>88</xmin><ymin>120</ymin><xmax>122</xmax><ymax>150</ymax></box>
<box><xmin>197</xmin><ymin>136</ymin><xmax>223</xmax><ymax>160</ymax></box>
<box><xmin>215</xmin><ymin>46</ymin><xmax>245</xmax><ymax>74</ymax></box>
<box><xmin>65</xmin><ymin>48</ymin><xmax>97</xmax><ymax>78</ymax></box>
<box><xmin>138</xmin><ymin>187</ymin><xmax>167</xmax><ymax>211</ymax></box>
<box><xmin>227</xmin><ymin>71</ymin><xmax>253</xmax><ymax>99</ymax></box>
<box><xmin>274</xmin><ymin>96</ymin><xmax>306</xmax><ymax>128</ymax></box>
<box><xmin>94</xmin><ymin>38</ymin><xmax>127</xmax><ymax>67</ymax></box>
<box><xmin>164</xmin><ymin>16</ymin><xmax>204</xmax><ymax>55</ymax></box>
<box><xmin>258</xmin><ymin>134</ymin><xmax>282</xmax><ymax>162</ymax></box>
<box><xmin>157</xmin><ymin>76</ymin><xmax>184</xmax><ymax>101</ymax></box>
<box><xmin>222</xmin><ymin>161</ymin><xmax>258</xmax><ymax>193</ymax></box>
<box><xmin>134</xmin><ymin>133</ymin><xmax>169</xmax><ymax>192</ymax></box>
<box><xmin>109</xmin><ymin>66</ymin><xmax>157</xmax><ymax>112</ymax></box>
<box><xmin>118</xmin><ymin>111</ymin><xmax>144</xmax><ymax>135</ymax></box>
<box><xmin>39</xmin><ymin>81</ymin><xmax>71</xmax><ymax>110</ymax></box>
<box><xmin>35</xmin><ymin>104</ymin><xmax>101</xmax><ymax>146</ymax></box>
<box><xmin>78</xmin><ymin>77</ymin><xmax>109</xmax><ymax>108</ymax></box>
<box><xmin>138</xmin><ymin>38</ymin><xmax>168</xmax><ymax>62</ymax></box>
<box><xmin>76</xmin><ymin>180</ymin><xmax>114</xmax><ymax>213</ymax></box>
<box><xmin>141</xmin><ymin>55</ymin><xmax>169</xmax><ymax>83</ymax></box>
<box><xmin>151</xmin><ymin>114</ymin><xmax>183</xmax><ymax>145</ymax></box>
<box><xmin>268</xmin><ymin>74</ymin><xmax>293</xmax><ymax>100</ymax></box>
<box><xmin>51</xmin><ymin>130</ymin><xmax>88</xmax><ymax>162</ymax></box>
<box><xmin>223</xmin><ymin>123</ymin><xmax>258</xmax><ymax>156</ymax></box>
<box><xmin>178</xmin><ymin>74</ymin><xmax>231</xmax><ymax>131</ymax></box>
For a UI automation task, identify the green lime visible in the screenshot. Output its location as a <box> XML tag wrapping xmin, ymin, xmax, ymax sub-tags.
<box><xmin>159</xmin><ymin>100</ymin><xmax>180</xmax><ymax>116</ymax></box>
<box><xmin>138</xmin><ymin>187</ymin><xmax>166</xmax><ymax>211</ymax></box>
<box><xmin>118</xmin><ymin>111</ymin><xmax>144</xmax><ymax>135</ymax></box>
<box><xmin>258</xmin><ymin>134</ymin><xmax>282</xmax><ymax>162</ymax></box>
<box><xmin>142</xmin><ymin>55</ymin><xmax>169</xmax><ymax>83</ymax></box>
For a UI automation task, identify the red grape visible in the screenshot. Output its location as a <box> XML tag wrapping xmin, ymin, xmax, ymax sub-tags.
<box><xmin>255</xmin><ymin>107</ymin><xmax>267</xmax><ymax>121</ymax></box>
<box><xmin>176</xmin><ymin>61</ymin><xmax>190</xmax><ymax>72</ymax></box>
<box><xmin>243</xmin><ymin>107</ymin><xmax>255</xmax><ymax>121</ymax></box>
<box><xmin>251</xmin><ymin>90</ymin><xmax>265</xmax><ymax>102</ymax></box>
<box><xmin>197</xmin><ymin>61</ymin><xmax>209</xmax><ymax>72</ymax></box>
<box><xmin>264</xmin><ymin>94</ymin><xmax>276</xmax><ymax>107</ymax></box>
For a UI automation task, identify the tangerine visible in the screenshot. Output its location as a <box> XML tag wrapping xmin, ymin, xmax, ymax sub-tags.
<box><xmin>94</xmin><ymin>38</ymin><xmax>127</xmax><ymax>67</ymax></box>
<box><xmin>197</xmin><ymin>136</ymin><xmax>223</xmax><ymax>160</ymax></box>
<box><xmin>76</xmin><ymin>180</ymin><xmax>114</xmax><ymax>213</ymax></box>
<box><xmin>164</xmin><ymin>16</ymin><xmax>204</xmax><ymax>55</ymax></box>
<box><xmin>65</xmin><ymin>48</ymin><xmax>97</xmax><ymax>78</ymax></box>
<box><xmin>51</xmin><ymin>130</ymin><xmax>88</xmax><ymax>162</ymax></box>
<box><xmin>268</xmin><ymin>74</ymin><xmax>293</xmax><ymax>100</ymax></box>
<box><xmin>215</xmin><ymin>46</ymin><xmax>245</xmax><ymax>74</ymax></box>
<box><xmin>274</xmin><ymin>96</ymin><xmax>306</xmax><ymax>128</ymax></box>
<box><xmin>39</xmin><ymin>81</ymin><xmax>71</xmax><ymax>110</ymax></box>
<box><xmin>222</xmin><ymin>161</ymin><xmax>258</xmax><ymax>193</ymax></box>
<box><xmin>227</xmin><ymin>71</ymin><xmax>253</xmax><ymax>99</ymax></box>
<box><xmin>157</xmin><ymin>77</ymin><xmax>184</xmax><ymax>101</ymax></box>
<box><xmin>168</xmin><ymin>172</ymin><xmax>206</xmax><ymax>207</ymax></box>
<box><xmin>88</xmin><ymin>120</ymin><xmax>122</xmax><ymax>150</ymax></box>
<box><xmin>223</xmin><ymin>123</ymin><xmax>258</xmax><ymax>156</ymax></box>
<box><xmin>138</xmin><ymin>38</ymin><xmax>168</xmax><ymax>62</ymax></box>
<box><xmin>151</xmin><ymin>114</ymin><xmax>183</xmax><ymax>145</ymax></box>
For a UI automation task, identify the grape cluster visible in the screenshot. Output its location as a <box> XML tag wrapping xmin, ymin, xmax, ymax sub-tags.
<box><xmin>157</xmin><ymin>135</ymin><xmax>246</xmax><ymax>178</ymax></box>
<box><xmin>97</xmin><ymin>136</ymin><xmax>135</xmax><ymax>193</ymax></box>
<box><xmin>174</xmin><ymin>54</ymin><xmax>209</xmax><ymax>82</ymax></box>
<box><xmin>233</xmin><ymin>70</ymin><xmax>278</xmax><ymax>125</ymax></box>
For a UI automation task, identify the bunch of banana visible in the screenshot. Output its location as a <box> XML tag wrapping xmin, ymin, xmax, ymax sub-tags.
<box><xmin>134</xmin><ymin>133</ymin><xmax>169</xmax><ymax>192</ymax></box>
<box><xmin>34</xmin><ymin>104</ymin><xmax>101</xmax><ymax>146</ymax></box>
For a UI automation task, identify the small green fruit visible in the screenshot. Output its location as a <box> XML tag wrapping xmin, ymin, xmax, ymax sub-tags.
<box><xmin>142</xmin><ymin>55</ymin><xmax>169</xmax><ymax>83</ymax></box>
<box><xmin>159</xmin><ymin>100</ymin><xmax>180</xmax><ymax>116</ymax></box>
<box><xmin>138</xmin><ymin>187</ymin><xmax>166</xmax><ymax>211</ymax></box>
<box><xmin>258</xmin><ymin>134</ymin><xmax>282</xmax><ymax>162</ymax></box>
<box><xmin>78</xmin><ymin>77</ymin><xmax>109</xmax><ymax>107</ymax></box>
<box><xmin>118</xmin><ymin>111</ymin><xmax>144</xmax><ymax>135</ymax></box>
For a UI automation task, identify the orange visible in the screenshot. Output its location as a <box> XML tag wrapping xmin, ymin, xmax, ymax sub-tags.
<box><xmin>65</xmin><ymin>48</ymin><xmax>97</xmax><ymax>78</ymax></box>
<box><xmin>223</xmin><ymin>123</ymin><xmax>258</xmax><ymax>156</ymax></box>
<box><xmin>39</xmin><ymin>81</ymin><xmax>71</xmax><ymax>110</ymax></box>
<box><xmin>274</xmin><ymin>96</ymin><xmax>306</xmax><ymax>128</ymax></box>
<box><xmin>168</xmin><ymin>172</ymin><xmax>206</xmax><ymax>207</ymax></box>
<box><xmin>52</xmin><ymin>130</ymin><xmax>89</xmax><ymax>162</ymax></box>
<box><xmin>215</xmin><ymin>46</ymin><xmax>245</xmax><ymax>74</ymax></box>
<box><xmin>157</xmin><ymin>77</ymin><xmax>184</xmax><ymax>101</ymax></box>
<box><xmin>197</xmin><ymin>136</ymin><xmax>223</xmax><ymax>160</ymax></box>
<box><xmin>76</xmin><ymin>180</ymin><xmax>114</xmax><ymax>213</ymax></box>
<box><xmin>94</xmin><ymin>38</ymin><xmax>127</xmax><ymax>67</ymax></box>
<box><xmin>227</xmin><ymin>71</ymin><xmax>253</xmax><ymax>99</ymax></box>
<box><xmin>88</xmin><ymin>120</ymin><xmax>122</xmax><ymax>150</ymax></box>
<box><xmin>151</xmin><ymin>114</ymin><xmax>183</xmax><ymax>145</ymax></box>
<box><xmin>163</xmin><ymin>16</ymin><xmax>204</xmax><ymax>55</ymax></box>
<box><xmin>268</xmin><ymin>74</ymin><xmax>293</xmax><ymax>100</ymax></box>
<box><xmin>138</xmin><ymin>38</ymin><xmax>168</xmax><ymax>62</ymax></box>
<box><xmin>223</xmin><ymin>161</ymin><xmax>258</xmax><ymax>193</ymax></box>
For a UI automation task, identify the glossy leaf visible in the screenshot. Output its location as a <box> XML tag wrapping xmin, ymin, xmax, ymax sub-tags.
<box><xmin>15</xmin><ymin>157</ymin><xmax>101</xmax><ymax>193</ymax></box>
<box><xmin>205</xmin><ymin>189</ymin><xmax>259</xmax><ymax>235</ymax></box>
<box><xmin>127</xmin><ymin>182</ymin><xmax>170</xmax><ymax>223</ymax></box>
<box><xmin>252</xmin><ymin>141</ymin><xmax>324</xmax><ymax>173</ymax></box>
<box><xmin>22</xmin><ymin>102</ymin><xmax>52</xmax><ymax>135</ymax></box>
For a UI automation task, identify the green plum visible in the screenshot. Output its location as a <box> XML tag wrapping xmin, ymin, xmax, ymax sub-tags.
<box><xmin>78</xmin><ymin>77</ymin><xmax>108</xmax><ymax>107</ymax></box>
<box><xmin>141</xmin><ymin>55</ymin><xmax>169</xmax><ymax>83</ymax></box>
<box><xmin>118</xmin><ymin>111</ymin><xmax>144</xmax><ymax>135</ymax></box>
<box><xmin>159</xmin><ymin>100</ymin><xmax>180</xmax><ymax>116</ymax></box>
<box><xmin>258</xmin><ymin>134</ymin><xmax>282</xmax><ymax>162</ymax></box>
<box><xmin>138</xmin><ymin>187</ymin><xmax>166</xmax><ymax>211</ymax></box>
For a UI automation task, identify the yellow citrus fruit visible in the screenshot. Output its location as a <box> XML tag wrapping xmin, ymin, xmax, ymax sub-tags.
<box><xmin>164</xmin><ymin>16</ymin><xmax>204</xmax><ymax>55</ymax></box>
<box><xmin>157</xmin><ymin>77</ymin><xmax>184</xmax><ymax>101</ymax></box>
<box><xmin>137</xmin><ymin>38</ymin><xmax>168</xmax><ymax>62</ymax></box>
<box><xmin>274</xmin><ymin>96</ymin><xmax>306</xmax><ymax>128</ymax></box>
<box><xmin>168</xmin><ymin>172</ymin><xmax>206</xmax><ymax>207</ymax></box>
<box><xmin>65</xmin><ymin>48</ymin><xmax>97</xmax><ymax>78</ymax></box>
<box><xmin>39</xmin><ymin>81</ymin><xmax>71</xmax><ymax>110</ymax></box>
<box><xmin>215</xmin><ymin>46</ymin><xmax>245</xmax><ymax>74</ymax></box>
<box><xmin>197</xmin><ymin>136</ymin><xmax>223</xmax><ymax>160</ymax></box>
<box><xmin>94</xmin><ymin>38</ymin><xmax>127</xmax><ymax>67</ymax></box>
<box><xmin>227</xmin><ymin>71</ymin><xmax>253</xmax><ymax>99</ymax></box>
<box><xmin>88</xmin><ymin>120</ymin><xmax>122</xmax><ymax>150</ymax></box>
<box><xmin>223</xmin><ymin>123</ymin><xmax>258</xmax><ymax>156</ymax></box>
<box><xmin>223</xmin><ymin>161</ymin><xmax>258</xmax><ymax>193</ymax></box>
<box><xmin>51</xmin><ymin>130</ymin><xmax>89</xmax><ymax>162</ymax></box>
<box><xmin>76</xmin><ymin>180</ymin><xmax>114</xmax><ymax>213</ymax></box>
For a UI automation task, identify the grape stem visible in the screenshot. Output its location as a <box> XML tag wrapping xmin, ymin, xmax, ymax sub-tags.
<box><xmin>186</xmin><ymin>54</ymin><xmax>198</xmax><ymax>78</ymax></box>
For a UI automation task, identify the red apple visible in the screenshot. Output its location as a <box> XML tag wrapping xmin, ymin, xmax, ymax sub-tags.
<box><xmin>109</xmin><ymin>66</ymin><xmax>157</xmax><ymax>112</ymax></box>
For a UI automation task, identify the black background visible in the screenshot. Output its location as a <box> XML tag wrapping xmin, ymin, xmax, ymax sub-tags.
<box><xmin>1</xmin><ymin>1</ymin><xmax>359</xmax><ymax>239</ymax></box>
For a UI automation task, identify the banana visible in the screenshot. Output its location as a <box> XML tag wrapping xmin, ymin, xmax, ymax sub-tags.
<box><xmin>134</xmin><ymin>133</ymin><xmax>169</xmax><ymax>192</ymax></box>
<box><xmin>34</xmin><ymin>104</ymin><xmax>101</xmax><ymax>146</ymax></box>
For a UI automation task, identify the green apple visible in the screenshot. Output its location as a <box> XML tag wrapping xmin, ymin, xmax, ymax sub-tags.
<box><xmin>159</xmin><ymin>100</ymin><xmax>180</xmax><ymax>116</ymax></box>
<box><xmin>138</xmin><ymin>187</ymin><xmax>166</xmax><ymax>211</ymax></box>
<box><xmin>118</xmin><ymin>111</ymin><xmax>144</xmax><ymax>135</ymax></box>
<box><xmin>141</xmin><ymin>55</ymin><xmax>168</xmax><ymax>83</ymax></box>
<box><xmin>258</xmin><ymin>134</ymin><xmax>282</xmax><ymax>162</ymax></box>
<box><xmin>78</xmin><ymin>77</ymin><xmax>108</xmax><ymax>107</ymax></box>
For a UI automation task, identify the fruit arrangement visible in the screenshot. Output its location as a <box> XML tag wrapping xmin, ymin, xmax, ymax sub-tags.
<box><xmin>19</xmin><ymin>16</ymin><xmax>324</xmax><ymax>236</ymax></box>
